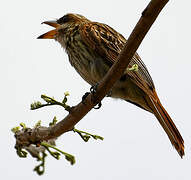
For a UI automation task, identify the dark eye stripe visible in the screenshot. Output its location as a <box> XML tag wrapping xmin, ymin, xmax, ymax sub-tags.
<box><xmin>57</xmin><ymin>15</ymin><xmax>70</xmax><ymax>24</ymax></box>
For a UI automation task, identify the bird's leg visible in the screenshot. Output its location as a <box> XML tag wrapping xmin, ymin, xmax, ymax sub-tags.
<box><xmin>82</xmin><ymin>92</ymin><xmax>90</xmax><ymax>104</ymax></box>
<box><xmin>81</xmin><ymin>83</ymin><xmax>102</xmax><ymax>109</ymax></box>
<box><xmin>90</xmin><ymin>83</ymin><xmax>98</xmax><ymax>95</ymax></box>
<box><xmin>93</xmin><ymin>101</ymin><xmax>102</xmax><ymax>109</ymax></box>
<box><xmin>90</xmin><ymin>83</ymin><xmax>102</xmax><ymax>109</ymax></box>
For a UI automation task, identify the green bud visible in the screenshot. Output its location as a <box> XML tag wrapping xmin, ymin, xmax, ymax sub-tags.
<box><xmin>34</xmin><ymin>120</ymin><xmax>41</xmax><ymax>128</ymax></box>
<box><xmin>11</xmin><ymin>126</ymin><xmax>20</xmax><ymax>133</ymax></box>
<box><xmin>128</xmin><ymin>64</ymin><xmax>138</xmax><ymax>71</ymax></box>
<box><xmin>64</xmin><ymin>91</ymin><xmax>70</xmax><ymax>96</ymax></box>
<box><xmin>20</xmin><ymin>122</ymin><xmax>27</xmax><ymax>129</ymax></box>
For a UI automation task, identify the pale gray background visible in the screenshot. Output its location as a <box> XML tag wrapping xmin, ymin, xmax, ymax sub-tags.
<box><xmin>1</xmin><ymin>0</ymin><xmax>191</xmax><ymax>179</ymax></box>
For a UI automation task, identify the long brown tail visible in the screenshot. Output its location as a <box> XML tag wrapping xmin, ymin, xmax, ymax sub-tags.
<box><xmin>148</xmin><ymin>91</ymin><xmax>184</xmax><ymax>158</ymax></box>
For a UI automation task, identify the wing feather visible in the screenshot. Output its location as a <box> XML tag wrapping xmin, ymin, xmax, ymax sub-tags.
<box><xmin>80</xmin><ymin>22</ymin><xmax>155</xmax><ymax>92</ymax></box>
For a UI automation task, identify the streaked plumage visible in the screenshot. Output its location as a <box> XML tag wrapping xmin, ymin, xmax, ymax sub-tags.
<box><xmin>38</xmin><ymin>13</ymin><xmax>184</xmax><ymax>157</ymax></box>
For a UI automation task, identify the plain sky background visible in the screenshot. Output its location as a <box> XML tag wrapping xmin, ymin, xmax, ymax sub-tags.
<box><xmin>1</xmin><ymin>0</ymin><xmax>191</xmax><ymax>179</ymax></box>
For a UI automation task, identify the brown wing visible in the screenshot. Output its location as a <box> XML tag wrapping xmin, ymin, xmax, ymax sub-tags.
<box><xmin>80</xmin><ymin>22</ymin><xmax>155</xmax><ymax>91</ymax></box>
<box><xmin>80</xmin><ymin>22</ymin><xmax>185</xmax><ymax>157</ymax></box>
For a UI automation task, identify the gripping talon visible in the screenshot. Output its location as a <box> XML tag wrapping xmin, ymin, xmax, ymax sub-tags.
<box><xmin>93</xmin><ymin>102</ymin><xmax>102</xmax><ymax>109</ymax></box>
<box><xmin>82</xmin><ymin>92</ymin><xmax>90</xmax><ymax>104</ymax></box>
<box><xmin>90</xmin><ymin>83</ymin><xmax>99</xmax><ymax>94</ymax></box>
<box><xmin>82</xmin><ymin>83</ymin><xmax>102</xmax><ymax>109</ymax></box>
<box><xmin>90</xmin><ymin>83</ymin><xmax>102</xmax><ymax>109</ymax></box>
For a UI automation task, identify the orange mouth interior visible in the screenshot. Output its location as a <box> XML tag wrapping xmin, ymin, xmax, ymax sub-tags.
<box><xmin>37</xmin><ymin>21</ymin><xmax>60</xmax><ymax>39</ymax></box>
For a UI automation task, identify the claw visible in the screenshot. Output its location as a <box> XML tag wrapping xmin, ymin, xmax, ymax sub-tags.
<box><xmin>90</xmin><ymin>83</ymin><xmax>102</xmax><ymax>109</ymax></box>
<box><xmin>90</xmin><ymin>83</ymin><xmax>99</xmax><ymax>94</ymax></box>
<box><xmin>82</xmin><ymin>92</ymin><xmax>90</xmax><ymax>104</ymax></box>
<box><xmin>93</xmin><ymin>102</ymin><xmax>102</xmax><ymax>109</ymax></box>
<box><xmin>82</xmin><ymin>84</ymin><xmax>102</xmax><ymax>109</ymax></box>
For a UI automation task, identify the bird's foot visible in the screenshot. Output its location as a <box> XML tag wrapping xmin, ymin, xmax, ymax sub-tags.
<box><xmin>82</xmin><ymin>83</ymin><xmax>102</xmax><ymax>109</ymax></box>
<box><xmin>82</xmin><ymin>92</ymin><xmax>90</xmax><ymax>104</ymax></box>
<box><xmin>90</xmin><ymin>83</ymin><xmax>98</xmax><ymax>95</ymax></box>
<box><xmin>90</xmin><ymin>83</ymin><xmax>102</xmax><ymax>109</ymax></box>
<box><xmin>93</xmin><ymin>101</ymin><xmax>102</xmax><ymax>109</ymax></box>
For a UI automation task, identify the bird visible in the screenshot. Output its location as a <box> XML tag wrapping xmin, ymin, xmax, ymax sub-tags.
<box><xmin>37</xmin><ymin>13</ymin><xmax>184</xmax><ymax>157</ymax></box>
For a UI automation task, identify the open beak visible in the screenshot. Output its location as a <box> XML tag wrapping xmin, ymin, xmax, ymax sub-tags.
<box><xmin>37</xmin><ymin>20</ymin><xmax>61</xmax><ymax>39</ymax></box>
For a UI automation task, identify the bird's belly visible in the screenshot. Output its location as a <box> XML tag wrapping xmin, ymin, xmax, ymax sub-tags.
<box><xmin>68</xmin><ymin>50</ymin><xmax>151</xmax><ymax>112</ymax></box>
<box><xmin>68</xmin><ymin>48</ymin><xmax>109</xmax><ymax>85</ymax></box>
<box><xmin>111</xmin><ymin>77</ymin><xmax>152</xmax><ymax>112</ymax></box>
<box><xmin>67</xmin><ymin>43</ymin><xmax>151</xmax><ymax>112</ymax></box>
<box><xmin>111</xmin><ymin>78</ymin><xmax>139</xmax><ymax>100</ymax></box>
<box><xmin>74</xmin><ymin>59</ymin><xmax>109</xmax><ymax>85</ymax></box>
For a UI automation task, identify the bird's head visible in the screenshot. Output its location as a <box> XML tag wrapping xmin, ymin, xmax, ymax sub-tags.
<box><xmin>37</xmin><ymin>13</ymin><xmax>89</xmax><ymax>39</ymax></box>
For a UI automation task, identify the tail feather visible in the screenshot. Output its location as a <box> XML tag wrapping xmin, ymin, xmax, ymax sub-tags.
<box><xmin>148</xmin><ymin>92</ymin><xmax>184</xmax><ymax>158</ymax></box>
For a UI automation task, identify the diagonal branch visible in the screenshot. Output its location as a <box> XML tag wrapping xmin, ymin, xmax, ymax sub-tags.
<box><xmin>46</xmin><ymin>0</ymin><xmax>169</xmax><ymax>140</ymax></box>
<box><xmin>15</xmin><ymin>0</ymin><xmax>169</xmax><ymax>147</ymax></box>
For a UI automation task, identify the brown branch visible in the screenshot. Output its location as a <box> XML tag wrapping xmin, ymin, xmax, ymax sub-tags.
<box><xmin>15</xmin><ymin>0</ymin><xmax>169</xmax><ymax>148</ymax></box>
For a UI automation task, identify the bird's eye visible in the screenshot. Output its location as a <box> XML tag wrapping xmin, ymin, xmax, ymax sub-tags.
<box><xmin>57</xmin><ymin>15</ymin><xmax>69</xmax><ymax>24</ymax></box>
